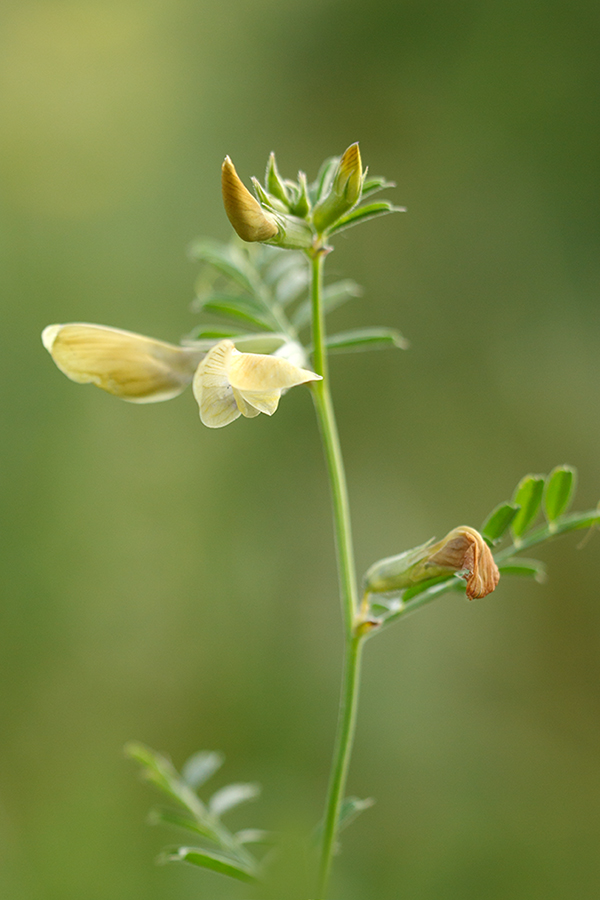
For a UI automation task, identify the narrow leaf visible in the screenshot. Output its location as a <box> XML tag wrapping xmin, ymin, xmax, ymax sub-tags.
<box><xmin>498</xmin><ymin>558</ymin><xmax>547</xmax><ymax>583</ymax></box>
<box><xmin>263</xmin><ymin>249</ymin><xmax>305</xmax><ymax>285</ymax></box>
<box><xmin>188</xmin><ymin>240</ymin><xmax>256</xmax><ymax>295</ymax></box>
<box><xmin>361</xmin><ymin>177</ymin><xmax>396</xmax><ymax>198</ymax></box>
<box><xmin>199</xmin><ymin>296</ymin><xmax>276</xmax><ymax>331</ymax></box>
<box><xmin>327</xmin><ymin>202</ymin><xmax>405</xmax><ymax>236</ymax></box>
<box><xmin>251</xmin><ymin>176</ymin><xmax>282</xmax><ymax>212</ymax></box>
<box><xmin>235</xmin><ymin>829</ymin><xmax>274</xmax><ymax>845</ymax></box>
<box><xmin>481</xmin><ymin>502</ymin><xmax>521</xmax><ymax>544</ymax></box>
<box><xmin>182</xmin><ymin>751</ymin><xmax>225</xmax><ymax>789</ymax></box>
<box><xmin>293</xmin><ymin>279</ymin><xmax>362</xmax><ymax>330</ymax></box>
<box><xmin>289</xmin><ymin>171</ymin><xmax>310</xmax><ymax>217</ymax></box>
<box><xmin>265</xmin><ymin>152</ymin><xmax>289</xmax><ymax>204</ymax></box>
<box><xmin>187</xmin><ymin>327</ymin><xmax>244</xmax><ymax>341</ymax></box>
<box><xmin>313</xmin><ymin>796</ymin><xmax>375</xmax><ymax>845</ymax></box>
<box><xmin>544</xmin><ymin>465</ymin><xmax>577</xmax><ymax>526</ymax></box>
<box><xmin>511</xmin><ymin>475</ymin><xmax>545</xmax><ymax>539</ymax></box>
<box><xmin>160</xmin><ymin>846</ymin><xmax>257</xmax><ymax>882</ymax></box>
<box><xmin>323</xmin><ymin>327</ymin><xmax>408</xmax><ymax>354</ymax></box>
<box><xmin>124</xmin><ymin>742</ymin><xmax>206</xmax><ymax>820</ymax></box>
<box><xmin>209</xmin><ymin>783</ymin><xmax>261</xmax><ymax>817</ymax></box>
<box><xmin>148</xmin><ymin>808</ymin><xmax>220</xmax><ymax>843</ymax></box>
<box><xmin>275</xmin><ymin>265</ymin><xmax>309</xmax><ymax>306</ymax></box>
<box><xmin>338</xmin><ymin>796</ymin><xmax>375</xmax><ymax>833</ymax></box>
<box><xmin>310</xmin><ymin>156</ymin><xmax>339</xmax><ymax>204</ymax></box>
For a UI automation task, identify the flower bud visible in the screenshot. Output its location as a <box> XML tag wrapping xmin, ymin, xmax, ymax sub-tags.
<box><xmin>42</xmin><ymin>323</ymin><xmax>203</xmax><ymax>403</ymax></box>
<box><xmin>222</xmin><ymin>157</ymin><xmax>279</xmax><ymax>242</ymax></box>
<box><xmin>265</xmin><ymin>152</ymin><xmax>289</xmax><ymax>205</ymax></box>
<box><xmin>312</xmin><ymin>143</ymin><xmax>363</xmax><ymax>234</ymax></box>
<box><xmin>364</xmin><ymin>526</ymin><xmax>500</xmax><ymax>600</ymax></box>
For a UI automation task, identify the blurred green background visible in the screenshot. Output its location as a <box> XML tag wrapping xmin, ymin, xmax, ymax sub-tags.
<box><xmin>1</xmin><ymin>1</ymin><xmax>600</xmax><ymax>897</ymax></box>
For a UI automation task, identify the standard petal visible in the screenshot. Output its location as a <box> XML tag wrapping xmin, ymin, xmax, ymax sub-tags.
<box><xmin>228</xmin><ymin>349</ymin><xmax>321</xmax><ymax>392</ymax></box>
<box><xmin>42</xmin><ymin>323</ymin><xmax>203</xmax><ymax>403</ymax></box>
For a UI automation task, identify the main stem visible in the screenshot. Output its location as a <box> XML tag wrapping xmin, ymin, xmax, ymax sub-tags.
<box><xmin>309</xmin><ymin>247</ymin><xmax>364</xmax><ymax>897</ymax></box>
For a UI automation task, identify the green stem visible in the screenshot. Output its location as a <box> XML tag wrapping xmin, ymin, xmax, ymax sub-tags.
<box><xmin>308</xmin><ymin>246</ymin><xmax>363</xmax><ymax>898</ymax></box>
<box><xmin>317</xmin><ymin>633</ymin><xmax>364</xmax><ymax>896</ymax></box>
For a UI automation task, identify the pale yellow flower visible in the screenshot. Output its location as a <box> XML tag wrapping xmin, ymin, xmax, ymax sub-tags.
<box><xmin>193</xmin><ymin>339</ymin><xmax>321</xmax><ymax>428</ymax></box>
<box><xmin>42</xmin><ymin>323</ymin><xmax>203</xmax><ymax>403</ymax></box>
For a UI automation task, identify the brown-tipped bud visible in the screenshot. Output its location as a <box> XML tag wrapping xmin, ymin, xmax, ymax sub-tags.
<box><xmin>426</xmin><ymin>526</ymin><xmax>500</xmax><ymax>600</ymax></box>
<box><xmin>221</xmin><ymin>156</ymin><xmax>279</xmax><ymax>242</ymax></box>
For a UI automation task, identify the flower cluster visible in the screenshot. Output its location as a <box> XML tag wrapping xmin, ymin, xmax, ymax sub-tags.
<box><xmin>42</xmin><ymin>324</ymin><xmax>320</xmax><ymax>428</ymax></box>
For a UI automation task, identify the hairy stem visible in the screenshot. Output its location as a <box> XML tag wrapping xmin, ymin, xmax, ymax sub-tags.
<box><xmin>309</xmin><ymin>246</ymin><xmax>362</xmax><ymax>897</ymax></box>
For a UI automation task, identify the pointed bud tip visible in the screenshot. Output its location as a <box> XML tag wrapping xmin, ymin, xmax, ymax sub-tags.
<box><xmin>221</xmin><ymin>156</ymin><xmax>278</xmax><ymax>242</ymax></box>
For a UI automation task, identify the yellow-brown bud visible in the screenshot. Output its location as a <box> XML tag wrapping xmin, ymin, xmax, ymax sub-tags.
<box><xmin>221</xmin><ymin>156</ymin><xmax>279</xmax><ymax>242</ymax></box>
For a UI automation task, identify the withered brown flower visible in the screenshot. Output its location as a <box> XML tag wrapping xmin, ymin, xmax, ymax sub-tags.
<box><xmin>427</xmin><ymin>526</ymin><xmax>500</xmax><ymax>600</ymax></box>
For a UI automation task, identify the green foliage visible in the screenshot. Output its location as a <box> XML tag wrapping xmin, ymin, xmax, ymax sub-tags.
<box><xmin>544</xmin><ymin>465</ymin><xmax>577</xmax><ymax>528</ymax></box>
<box><xmin>480</xmin><ymin>502</ymin><xmax>521</xmax><ymax>545</ymax></box>
<box><xmin>313</xmin><ymin>796</ymin><xmax>375</xmax><ymax>849</ymax></box>
<box><xmin>226</xmin><ymin>145</ymin><xmax>402</xmax><ymax>248</ymax></box>
<box><xmin>186</xmin><ymin>238</ymin><xmax>408</xmax><ymax>366</ymax></box>
<box><xmin>125</xmin><ymin>742</ymin><xmax>263</xmax><ymax>884</ymax></box>
<box><xmin>511</xmin><ymin>474</ymin><xmax>545</xmax><ymax>540</ymax></box>
<box><xmin>322</xmin><ymin>327</ymin><xmax>408</xmax><ymax>354</ymax></box>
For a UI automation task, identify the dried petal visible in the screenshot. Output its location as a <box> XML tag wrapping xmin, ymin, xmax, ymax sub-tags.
<box><xmin>42</xmin><ymin>323</ymin><xmax>202</xmax><ymax>403</ymax></box>
<box><xmin>427</xmin><ymin>526</ymin><xmax>500</xmax><ymax>600</ymax></box>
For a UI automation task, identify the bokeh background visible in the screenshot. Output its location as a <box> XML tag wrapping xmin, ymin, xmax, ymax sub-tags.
<box><xmin>1</xmin><ymin>1</ymin><xmax>600</xmax><ymax>898</ymax></box>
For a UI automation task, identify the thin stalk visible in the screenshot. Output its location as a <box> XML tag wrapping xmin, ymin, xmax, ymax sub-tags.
<box><xmin>309</xmin><ymin>250</ymin><xmax>357</xmax><ymax>632</ymax></box>
<box><xmin>308</xmin><ymin>246</ymin><xmax>363</xmax><ymax>897</ymax></box>
<box><xmin>316</xmin><ymin>633</ymin><xmax>364</xmax><ymax>897</ymax></box>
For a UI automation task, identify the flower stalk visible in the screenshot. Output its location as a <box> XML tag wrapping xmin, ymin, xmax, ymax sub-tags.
<box><xmin>308</xmin><ymin>243</ymin><xmax>364</xmax><ymax>898</ymax></box>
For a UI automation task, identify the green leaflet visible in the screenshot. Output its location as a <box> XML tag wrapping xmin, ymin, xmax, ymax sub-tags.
<box><xmin>511</xmin><ymin>474</ymin><xmax>545</xmax><ymax>540</ymax></box>
<box><xmin>323</xmin><ymin>327</ymin><xmax>408</xmax><ymax>354</ymax></box>
<box><xmin>327</xmin><ymin>201</ymin><xmax>404</xmax><ymax>236</ymax></box>
<box><xmin>544</xmin><ymin>465</ymin><xmax>577</xmax><ymax>527</ymax></box>
<box><xmin>481</xmin><ymin>502</ymin><xmax>521</xmax><ymax>544</ymax></box>
<box><xmin>160</xmin><ymin>846</ymin><xmax>257</xmax><ymax>882</ymax></box>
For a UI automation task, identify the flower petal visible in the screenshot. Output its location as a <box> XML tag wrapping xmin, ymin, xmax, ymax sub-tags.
<box><xmin>237</xmin><ymin>389</ymin><xmax>282</xmax><ymax>416</ymax></box>
<box><xmin>42</xmin><ymin>323</ymin><xmax>203</xmax><ymax>403</ymax></box>
<box><xmin>228</xmin><ymin>348</ymin><xmax>321</xmax><ymax>392</ymax></box>
<box><xmin>192</xmin><ymin>340</ymin><xmax>240</xmax><ymax>427</ymax></box>
<box><xmin>427</xmin><ymin>526</ymin><xmax>500</xmax><ymax>600</ymax></box>
<box><xmin>193</xmin><ymin>340</ymin><xmax>321</xmax><ymax>427</ymax></box>
<box><xmin>232</xmin><ymin>388</ymin><xmax>261</xmax><ymax>418</ymax></box>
